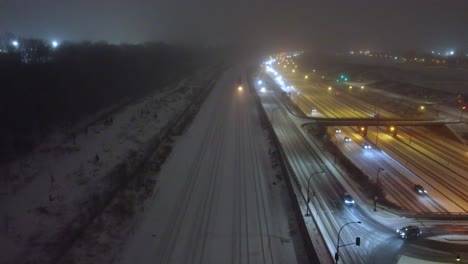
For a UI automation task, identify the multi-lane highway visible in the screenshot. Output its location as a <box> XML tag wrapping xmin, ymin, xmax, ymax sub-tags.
<box><xmin>257</xmin><ymin>57</ymin><xmax>468</xmax><ymax>263</ymax></box>
<box><xmin>272</xmin><ymin>61</ymin><xmax>467</xmax><ymax>213</ymax></box>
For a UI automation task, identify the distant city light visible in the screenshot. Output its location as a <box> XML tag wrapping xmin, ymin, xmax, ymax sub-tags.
<box><xmin>449</xmin><ymin>50</ymin><xmax>454</xmax><ymax>55</ymax></box>
<box><xmin>12</xmin><ymin>40</ymin><xmax>19</xmax><ymax>47</ymax></box>
<box><xmin>52</xmin><ymin>40</ymin><xmax>59</xmax><ymax>48</ymax></box>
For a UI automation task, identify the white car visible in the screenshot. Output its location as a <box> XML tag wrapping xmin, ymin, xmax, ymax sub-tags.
<box><xmin>344</xmin><ymin>193</ymin><xmax>355</xmax><ymax>205</ymax></box>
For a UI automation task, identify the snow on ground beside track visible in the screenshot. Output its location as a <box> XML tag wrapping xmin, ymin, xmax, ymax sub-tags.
<box><xmin>0</xmin><ymin>74</ymin><xmax>205</xmax><ymax>264</ymax></box>
<box><xmin>114</xmin><ymin>66</ymin><xmax>305</xmax><ymax>264</ymax></box>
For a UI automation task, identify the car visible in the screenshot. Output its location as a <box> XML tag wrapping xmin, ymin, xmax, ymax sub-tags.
<box><xmin>396</xmin><ymin>226</ymin><xmax>421</xmax><ymax>239</ymax></box>
<box><xmin>413</xmin><ymin>184</ymin><xmax>427</xmax><ymax>195</ymax></box>
<box><xmin>344</xmin><ymin>193</ymin><xmax>355</xmax><ymax>205</ymax></box>
<box><xmin>363</xmin><ymin>143</ymin><xmax>372</xmax><ymax>149</ymax></box>
<box><xmin>344</xmin><ymin>136</ymin><xmax>352</xmax><ymax>142</ymax></box>
<box><xmin>335</xmin><ymin>128</ymin><xmax>342</xmax><ymax>134</ymax></box>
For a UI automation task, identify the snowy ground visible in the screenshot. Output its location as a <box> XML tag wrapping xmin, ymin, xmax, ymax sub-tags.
<box><xmin>0</xmin><ymin>68</ymin><xmax>218</xmax><ymax>264</ymax></box>
<box><xmin>104</xmin><ymin>66</ymin><xmax>308</xmax><ymax>264</ymax></box>
<box><xmin>336</xmin><ymin>55</ymin><xmax>468</xmax><ymax>95</ymax></box>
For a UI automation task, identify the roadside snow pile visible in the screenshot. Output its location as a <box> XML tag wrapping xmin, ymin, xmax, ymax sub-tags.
<box><xmin>0</xmin><ymin>68</ymin><xmax>218</xmax><ymax>264</ymax></box>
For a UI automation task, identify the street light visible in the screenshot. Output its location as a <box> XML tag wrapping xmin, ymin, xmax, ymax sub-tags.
<box><xmin>460</xmin><ymin>106</ymin><xmax>466</xmax><ymax>122</ymax></box>
<box><xmin>420</xmin><ymin>105</ymin><xmax>425</xmax><ymax>110</ymax></box>
<box><xmin>12</xmin><ymin>40</ymin><xmax>19</xmax><ymax>47</ymax></box>
<box><xmin>376</xmin><ymin>168</ymin><xmax>385</xmax><ymax>186</ymax></box>
<box><xmin>374</xmin><ymin>168</ymin><xmax>384</xmax><ymax>212</ymax></box>
<box><xmin>305</xmin><ymin>171</ymin><xmax>325</xmax><ymax>216</ymax></box>
<box><xmin>305</xmin><ymin>75</ymin><xmax>308</xmax><ymax>79</ymax></box>
<box><xmin>51</xmin><ymin>40</ymin><xmax>59</xmax><ymax>48</ymax></box>
<box><xmin>349</xmin><ymin>85</ymin><xmax>353</xmax><ymax>89</ymax></box>
<box><xmin>335</xmin><ymin>221</ymin><xmax>362</xmax><ymax>263</ymax></box>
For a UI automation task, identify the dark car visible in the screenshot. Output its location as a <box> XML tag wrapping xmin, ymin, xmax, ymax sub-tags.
<box><xmin>413</xmin><ymin>184</ymin><xmax>427</xmax><ymax>195</ymax></box>
<box><xmin>344</xmin><ymin>193</ymin><xmax>355</xmax><ymax>205</ymax></box>
<box><xmin>344</xmin><ymin>136</ymin><xmax>352</xmax><ymax>142</ymax></box>
<box><xmin>396</xmin><ymin>226</ymin><xmax>421</xmax><ymax>239</ymax></box>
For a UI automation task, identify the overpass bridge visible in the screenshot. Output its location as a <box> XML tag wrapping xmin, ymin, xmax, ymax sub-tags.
<box><xmin>303</xmin><ymin>117</ymin><xmax>459</xmax><ymax>126</ymax></box>
<box><xmin>301</xmin><ymin>117</ymin><xmax>460</xmax><ymax>136</ymax></box>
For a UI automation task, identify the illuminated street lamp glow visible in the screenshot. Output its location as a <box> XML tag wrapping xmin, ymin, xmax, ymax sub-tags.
<box><xmin>321</xmin><ymin>76</ymin><xmax>325</xmax><ymax>79</ymax></box>
<box><xmin>292</xmin><ymin>69</ymin><xmax>296</xmax><ymax>73</ymax></box>
<box><xmin>361</xmin><ymin>86</ymin><xmax>364</xmax><ymax>89</ymax></box>
<box><xmin>313</xmin><ymin>69</ymin><xmax>316</xmax><ymax>72</ymax></box>
<box><xmin>12</xmin><ymin>40</ymin><xmax>19</xmax><ymax>47</ymax></box>
<box><xmin>349</xmin><ymin>86</ymin><xmax>353</xmax><ymax>89</ymax></box>
<box><xmin>390</xmin><ymin>126</ymin><xmax>395</xmax><ymax>131</ymax></box>
<box><xmin>305</xmin><ymin>75</ymin><xmax>308</xmax><ymax>79</ymax></box>
<box><xmin>420</xmin><ymin>106</ymin><xmax>425</xmax><ymax>110</ymax></box>
<box><xmin>52</xmin><ymin>40</ymin><xmax>59</xmax><ymax>48</ymax></box>
<box><xmin>328</xmin><ymin>86</ymin><xmax>332</xmax><ymax>90</ymax></box>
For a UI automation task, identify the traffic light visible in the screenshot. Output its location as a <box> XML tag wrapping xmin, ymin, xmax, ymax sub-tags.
<box><xmin>356</xmin><ymin>237</ymin><xmax>361</xmax><ymax>246</ymax></box>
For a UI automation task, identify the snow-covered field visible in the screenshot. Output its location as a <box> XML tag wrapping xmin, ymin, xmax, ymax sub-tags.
<box><xmin>0</xmin><ymin>68</ymin><xmax>219</xmax><ymax>264</ymax></box>
<box><xmin>337</xmin><ymin>55</ymin><xmax>468</xmax><ymax>95</ymax></box>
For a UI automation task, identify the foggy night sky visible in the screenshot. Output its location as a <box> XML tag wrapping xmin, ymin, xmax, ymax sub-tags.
<box><xmin>1</xmin><ymin>0</ymin><xmax>467</xmax><ymax>51</ymax></box>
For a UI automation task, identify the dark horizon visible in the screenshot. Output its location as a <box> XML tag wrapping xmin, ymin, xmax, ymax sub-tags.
<box><xmin>1</xmin><ymin>0</ymin><xmax>468</xmax><ymax>52</ymax></box>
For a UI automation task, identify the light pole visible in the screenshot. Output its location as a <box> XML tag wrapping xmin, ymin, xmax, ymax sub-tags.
<box><xmin>374</xmin><ymin>168</ymin><xmax>384</xmax><ymax>212</ymax></box>
<box><xmin>335</xmin><ymin>221</ymin><xmax>361</xmax><ymax>263</ymax></box>
<box><xmin>376</xmin><ymin>168</ymin><xmax>385</xmax><ymax>186</ymax></box>
<box><xmin>460</xmin><ymin>106</ymin><xmax>466</xmax><ymax>122</ymax></box>
<box><xmin>305</xmin><ymin>171</ymin><xmax>324</xmax><ymax>216</ymax></box>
